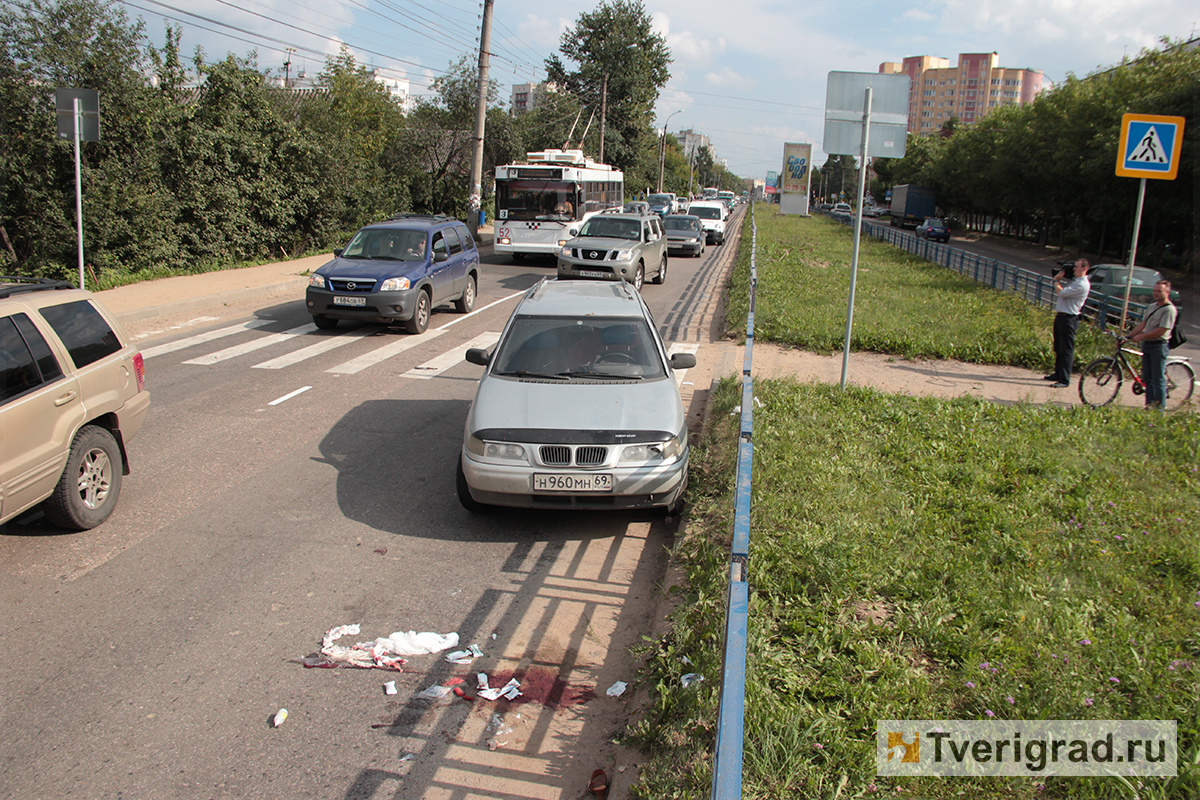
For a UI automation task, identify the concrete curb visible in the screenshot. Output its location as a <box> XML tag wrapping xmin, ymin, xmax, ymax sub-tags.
<box><xmin>110</xmin><ymin>279</ymin><xmax>306</xmax><ymax>327</ymax></box>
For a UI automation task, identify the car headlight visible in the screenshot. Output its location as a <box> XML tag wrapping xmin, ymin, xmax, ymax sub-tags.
<box><xmin>614</xmin><ymin>249</ymin><xmax>634</xmax><ymax>261</ymax></box>
<box><xmin>308</xmin><ymin>274</ymin><xmax>327</xmax><ymax>289</ymax></box>
<box><xmin>467</xmin><ymin>436</ymin><xmax>529</xmax><ymax>464</ymax></box>
<box><xmin>379</xmin><ymin>277</ymin><xmax>410</xmax><ymax>292</ymax></box>
<box><xmin>561</xmin><ymin>246</ymin><xmax>573</xmax><ymax>257</ymax></box>
<box><xmin>619</xmin><ymin>436</ymin><xmax>683</xmax><ymax>464</ymax></box>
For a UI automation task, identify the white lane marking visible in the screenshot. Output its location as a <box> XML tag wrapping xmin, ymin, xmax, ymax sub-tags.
<box><xmin>183</xmin><ymin>323</ymin><xmax>317</xmax><ymax>365</ymax></box>
<box><xmin>130</xmin><ymin>316</ymin><xmax>222</xmax><ymax>342</ymax></box>
<box><xmin>268</xmin><ymin>386</ymin><xmax>312</xmax><ymax>406</ymax></box>
<box><xmin>402</xmin><ymin>332</ymin><xmax>501</xmax><ymax>379</ymax></box>
<box><xmin>140</xmin><ymin>319</ymin><xmax>274</xmax><ymax>359</ymax></box>
<box><xmin>252</xmin><ymin>329</ymin><xmax>376</xmax><ymax>369</ymax></box>
<box><xmin>668</xmin><ymin>342</ymin><xmax>699</xmax><ymax>388</ymax></box>
<box><xmin>326</xmin><ymin>328</ymin><xmax>448</xmax><ymax>374</ymax></box>
<box><xmin>432</xmin><ymin>290</ymin><xmax>525</xmax><ymax>331</ymax></box>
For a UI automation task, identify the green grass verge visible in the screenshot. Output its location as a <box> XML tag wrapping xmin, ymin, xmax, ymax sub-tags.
<box><xmin>630</xmin><ymin>381</ymin><xmax>1199</xmax><ymax>799</ymax></box>
<box><xmin>723</xmin><ymin>210</ymin><xmax>1106</xmax><ymax>371</ymax></box>
<box><xmin>625</xmin><ymin>209</ymin><xmax>1199</xmax><ymax>799</ymax></box>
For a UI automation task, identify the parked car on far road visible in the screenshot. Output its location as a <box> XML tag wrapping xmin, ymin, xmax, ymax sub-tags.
<box><xmin>1085</xmin><ymin>264</ymin><xmax>1181</xmax><ymax>317</ymax></box>
<box><xmin>915</xmin><ymin>218</ymin><xmax>951</xmax><ymax>243</ymax></box>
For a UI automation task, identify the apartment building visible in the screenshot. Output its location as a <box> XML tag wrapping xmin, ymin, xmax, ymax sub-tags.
<box><xmin>879</xmin><ymin>52</ymin><xmax>1051</xmax><ymax>134</ymax></box>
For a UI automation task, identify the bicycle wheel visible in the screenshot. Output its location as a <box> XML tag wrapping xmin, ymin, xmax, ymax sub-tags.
<box><xmin>1164</xmin><ymin>361</ymin><xmax>1195</xmax><ymax>411</ymax></box>
<box><xmin>1078</xmin><ymin>357</ymin><xmax>1122</xmax><ymax>407</ymax></box>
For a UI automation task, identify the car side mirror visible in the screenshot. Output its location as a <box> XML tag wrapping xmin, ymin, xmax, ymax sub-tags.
<box><xmin>334</xmin><ymin>249</ymin><xmax>344</xmax><ymax>257</ymax></box>
<box><xmin>434</xmin><ymin>251</ymin><xmax>449</xmax><ymax>263</ymax></box>
<box><xmin>670</xmin><ymin>352</ymin><xmax>696</xmax><ymax>370</ymax></box>
<box><xmin>465</xmin><ymin>348</ymin><xmax>490</xmax><ymax>366</ymax></box>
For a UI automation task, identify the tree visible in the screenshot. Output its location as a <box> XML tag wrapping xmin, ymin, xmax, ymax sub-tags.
<box><xmin>544</xmin><ymin>0</ymin><xmax>671</xmax><ymax>175</ymax></box>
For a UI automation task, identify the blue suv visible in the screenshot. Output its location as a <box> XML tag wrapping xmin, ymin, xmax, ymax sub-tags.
<box><xmin>306</xmin><ymin>214</ymin><xmax>480</xmax><ymax>334</ymax></box>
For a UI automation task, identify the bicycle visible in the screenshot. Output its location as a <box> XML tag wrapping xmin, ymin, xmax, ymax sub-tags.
<box><xmin>1078</xmin><ymin>328</ymin><xmax>1195</xmax><ymax>410</ymax></box>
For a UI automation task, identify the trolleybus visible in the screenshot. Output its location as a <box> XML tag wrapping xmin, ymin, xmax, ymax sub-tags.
<box><xmin>493</xmin><ymin>150</ymin><xmax>623</xmax><ymax>261</ymax></box>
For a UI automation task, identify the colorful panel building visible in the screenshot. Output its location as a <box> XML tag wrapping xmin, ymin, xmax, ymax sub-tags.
<box><xmin>879</xmin><ymin>53</ymin><xmax>1051</xmax><ymax>134</ymax></box>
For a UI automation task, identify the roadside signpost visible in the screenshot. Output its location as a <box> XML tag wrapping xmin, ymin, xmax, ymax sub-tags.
<box><xmin>1114</xmin><ymin>113</ymin><xmax>1185</xmax><ymax>328</ymax></box>
<box><xmin>55</xmin><ymin>88</ymin><xmax>101</xmax><ymax>291</ymax></box>
<box><xmin>824</xmin><ymin>71</ymin><xmax>909</xmax><ymax>388</ymax></box>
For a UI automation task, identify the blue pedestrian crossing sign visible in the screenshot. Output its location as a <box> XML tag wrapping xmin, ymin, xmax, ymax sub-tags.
<box><xmin>1116</xmin><ymin>113</ymin><xmax>1184</xmax><ymax>180</ymax></box>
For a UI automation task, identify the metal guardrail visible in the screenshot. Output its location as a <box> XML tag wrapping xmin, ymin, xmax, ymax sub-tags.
<box><xmin>828</xmin><ymin>213</ymin><xmax>1151</xmax><ymax>325</ymax></box>
<box><xmin>711</xmin><ymin>204</ymin><xmax>756</xmax><ymax>799</ymax></box>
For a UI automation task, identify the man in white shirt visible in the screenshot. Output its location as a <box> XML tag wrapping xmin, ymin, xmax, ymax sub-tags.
<box><xmin>1046</xmin><ymin>259</ymin><xmax>1091</xmax><ymax>388</ymax></box>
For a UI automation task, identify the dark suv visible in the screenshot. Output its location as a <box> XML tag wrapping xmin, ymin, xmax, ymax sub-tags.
<box><xmin>0</xmin><ymin>278</ymin><xmax>150</xmax><ymax>530</ymax></box>
<box><xmin>306</xmin><ymin>214</ymin><xmax>480</xmax><ymax>333</ymax></box>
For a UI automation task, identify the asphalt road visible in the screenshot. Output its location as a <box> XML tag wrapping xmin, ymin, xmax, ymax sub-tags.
<box><xmin>0</xmin><ymin>223</ymin><xmax>739</xmax><ymax>799</ymax></box>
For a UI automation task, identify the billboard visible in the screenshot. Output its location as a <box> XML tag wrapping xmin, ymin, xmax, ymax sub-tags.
<box><xmin>781</xmin><ymin>143</ymin><xmax>812</xmax><ymax>194</ymax></box>
<box><xmin>780</xmin><ymin>143</ymin><xmax>811</xmax><ymax>215</ymax></box>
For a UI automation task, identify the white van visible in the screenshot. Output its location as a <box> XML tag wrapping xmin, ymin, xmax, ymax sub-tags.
<box><xmin>687</xmin><ymin>201</ymin><xmax>726</xmax><ymax>245</ymax></box>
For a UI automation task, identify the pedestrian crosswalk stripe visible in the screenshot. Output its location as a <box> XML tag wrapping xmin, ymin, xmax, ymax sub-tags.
<box><xmin>325</xmin><ymin>328</ymin><xmax>448</xmax><ymax>374</ymax></box>
<box><xmin>668</xmin><ymin>342</ymin><xmax>700</xmax><ymax>388</ymax></box>
<box><xmin>402</xmin><ymin>333</ymin><xmax>501</xmax><ymax>379</ymax></box>
<box><xmin>252</xmin><ymin>329</ymin><xmax>376</xmax><ymax>370</ymax></box>
<box><xmin>141</xmin><ymin>319</ymin><xmax>274</xmax><ymax>359</ymax></box>
<box><xmin>182</xmin><ymin>323</ymin><xmax>317</xmax><ymax>365</ymax></box>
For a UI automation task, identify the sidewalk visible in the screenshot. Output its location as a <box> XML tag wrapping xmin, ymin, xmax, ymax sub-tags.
<box><xmin>100</xmin><ymin>224</ymin><xmax>497</xmax><ymax>327</ymax></box>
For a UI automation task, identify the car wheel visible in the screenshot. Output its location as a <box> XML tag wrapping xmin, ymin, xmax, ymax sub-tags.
<box><xmin>405</xmin><ymin>289</ymin><xmax>431</xmax><ymax>334</ymax></box>
<box><xmin>456</xmin><ymin>456</ymin><xmax>491</xmax><ymax>513</ymax></box>
<box><xmin>652</xmin><ymin>257</ymin><xmax>666</xmax><ymax>284</ymax></box>
<box><xmin>44</xmin><ymin>425</ymin><xmax>123</xmax><ymax>531</ymax></box>
<box><xmin>455</xmin><ymin>274</ymin><xmax>477</xmax><ymax>313</ymax></box>
<box><xmin>697</xmin><ymin>243</ymin><xmax>705</xmax><ymax>257</ymax></box>
<box><xmin>313</xmin><ymin>314</ymin><xmax>338</xmax><ymax>330</ymax></box>
<box><xmin>632</xmin><ymin>263</ymin><xmax>645</xmax><ymax>291</ymax></box>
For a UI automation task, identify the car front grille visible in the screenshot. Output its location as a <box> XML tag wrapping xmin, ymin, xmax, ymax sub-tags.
<box><xmin>329</xmin><ymin>278</ymin><xmax>376</xmax><ymax>293</ymax></box>
<box><xmin>539</xmin><ymin>445</ymin><xmax>610</xmax><ymax>466</ymax></box>
<box><xmin>576</xmin><ymin>248</ymin><xmax>612</xmax><ymax>261</ymax></box>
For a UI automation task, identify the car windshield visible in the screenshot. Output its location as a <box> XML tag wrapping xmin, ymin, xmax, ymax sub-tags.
<box><xmin>691</xmin><ymin>207</ymin><xmax>720</xmax><ymax>220</ymax></box>
<box><xmin>490</xmin><ymin>316</ymin><xmax>665</xmax><ymax>380</ymax></box>
<box><xmin>342</xmin><ymin>229</ymin><xmax>428</xmax><ymax>260</ymax></box>
<box><xmin>664</xmin><ymin>217</ymin><xmax>701</xmax><ymax>232</ymax></box>
<box><xmin>577</xmin><ymin>217</ymin><xmax>641</xmax><ymax>240</ymax></box>
<box><xmin>647</xmin><ymin>194</ymin><xmax>671</xmax><ymax>205</ymax></box>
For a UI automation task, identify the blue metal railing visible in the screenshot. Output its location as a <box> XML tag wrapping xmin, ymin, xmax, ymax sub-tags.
<box><xmin>828</xmin><ymin>214</ymin><xmax>1150</xmax><ymax>325</ymax></box>
<box><xmin>711</xmin><ymin>205</ymin><xmax>756</xmax><ymax>798</ymax></box>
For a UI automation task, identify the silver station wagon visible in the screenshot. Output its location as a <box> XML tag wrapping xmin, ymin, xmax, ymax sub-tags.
<box><xmin>457</xmin><ymin>279</ymin><xmax>695</xmax><ymax>512</ymax></box>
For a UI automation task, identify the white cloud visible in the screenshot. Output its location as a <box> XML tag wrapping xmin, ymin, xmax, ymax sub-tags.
<box><xmin>704</xmin><ymin>67</ymin><xmax>753</xmax><ymax>90</ymax></box>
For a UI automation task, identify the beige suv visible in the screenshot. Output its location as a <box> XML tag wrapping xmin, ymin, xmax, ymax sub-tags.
<box><xmin>0</xmin><ymin>278</ymin><xmax>150</xmax><ymax>530</ymax></box>
<box><xmin>557</xmin><ymin>212</ymin><xmax>668</xmax><ymax>290</ymax></box>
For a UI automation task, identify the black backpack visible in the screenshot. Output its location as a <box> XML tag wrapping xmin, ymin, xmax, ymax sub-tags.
<box><xmin>1168</xmin><ymin>306</ymin><xmax>1187</xmax><ymax>350</ymax></box>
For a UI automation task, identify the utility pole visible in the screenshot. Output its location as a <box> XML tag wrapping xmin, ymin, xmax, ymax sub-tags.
<box><xmin>657</xmin><ymin>110</ymin><xmax>681</xmax><ymax>192</ymax></box>
<box><xmin>598</xmin><ymin>74</ymin><xmax>608</xmax><ymax>164</ymax></box>
<box><xmin>283</xmin><ymin>47</ymin><xmax>295</xmax><ymax>87</ymax></box>
<box><xmin>468</xmin><ymin>0</ymin><xmax>494</xmax><ymax>225</ymax></box>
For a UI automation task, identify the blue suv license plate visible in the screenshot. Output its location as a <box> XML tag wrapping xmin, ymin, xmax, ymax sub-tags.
<box><xmin>533</xmin><ymin>473</ymin><xmax>613</xmax><ymax>492</ymax></box>
<box><xmin>334</xmin><ymin>296</ymin><xmax>366</xmax><ymax>306</ymax></box>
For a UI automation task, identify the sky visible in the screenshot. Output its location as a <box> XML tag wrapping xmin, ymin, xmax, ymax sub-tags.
<box><xmin>118</xmin><ymin>0</ymin><xmax>1198</xmax><ymax>181</ymax></box>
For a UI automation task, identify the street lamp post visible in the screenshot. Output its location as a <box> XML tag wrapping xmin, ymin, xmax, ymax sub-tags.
<box><xmin>657</xmin><ymin>109</ymin><xmax>682</xmax><ymax>193</ymax></box>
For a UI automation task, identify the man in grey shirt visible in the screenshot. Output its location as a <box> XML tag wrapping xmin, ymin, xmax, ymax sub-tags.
<box><xmin>1128</xmin><ymin>279</ymin><xmax>1177</xmax><ymax>409</ymax></box>
<box><xmin>1046</xmin><ymin>259</ymin><xmax>1091</xmax><ymax>388</ymax></box>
